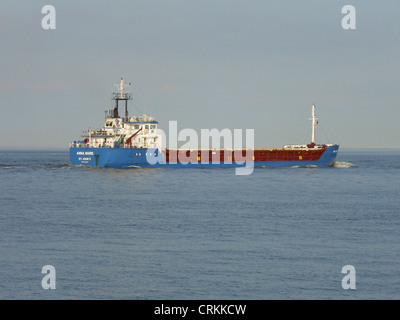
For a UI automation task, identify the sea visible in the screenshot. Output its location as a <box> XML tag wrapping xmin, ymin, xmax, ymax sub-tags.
<box><xmin>0</xmin><ymin>148</ymin><xmax>399</xmax><ymax>300</ymax></box>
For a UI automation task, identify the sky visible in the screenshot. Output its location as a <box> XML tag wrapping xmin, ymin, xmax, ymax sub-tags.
<box><xmin>0</xmin><ymin>0</ymin><xmax>399</xmax><ymax>149</ymax></box>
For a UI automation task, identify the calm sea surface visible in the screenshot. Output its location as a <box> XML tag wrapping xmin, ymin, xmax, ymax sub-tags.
<box><xmin>0</xmin><ymin>148</ymin><xmax>399</xmax><ymax>299</ymax></box>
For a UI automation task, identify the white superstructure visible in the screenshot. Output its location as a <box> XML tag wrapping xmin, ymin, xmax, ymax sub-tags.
<box><xmin>70</xmin><ymin>78</ymin><xmax>162</xmax><ymax>149</ymax></box>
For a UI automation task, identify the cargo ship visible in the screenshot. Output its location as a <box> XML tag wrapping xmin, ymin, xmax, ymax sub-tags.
<box><xmin>69</xmin><ymin>78</ymin><xmax>339</xmax><ymax>169</ymax></box>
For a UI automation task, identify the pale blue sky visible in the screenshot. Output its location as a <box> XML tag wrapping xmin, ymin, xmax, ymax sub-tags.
<box><xmin>1</xmin><ymin>0</ymin><xmax>399</xmax><ymax>149</ymax></box>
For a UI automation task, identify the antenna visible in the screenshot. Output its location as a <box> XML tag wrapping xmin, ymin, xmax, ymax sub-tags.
<box><xmin>310</xmin><ymin>103</ymin><xmax>318</xmax><ymax>144</ymax></box>
<box><xmin>114</xmin><ymin>77</ymin><xmax>131</xmax><ymax>99</ymax></box>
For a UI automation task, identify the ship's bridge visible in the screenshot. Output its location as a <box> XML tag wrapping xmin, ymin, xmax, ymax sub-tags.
<box><xmin>104</xmin><ymin>114</ymin><xmax>158</xmax><ymax>131</ymax></box>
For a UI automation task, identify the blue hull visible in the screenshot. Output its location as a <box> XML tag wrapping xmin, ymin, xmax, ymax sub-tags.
<box><xmin>70</xmin><ymin>145</ymin><xmax>339</xmax><ymax>168</ymax></box>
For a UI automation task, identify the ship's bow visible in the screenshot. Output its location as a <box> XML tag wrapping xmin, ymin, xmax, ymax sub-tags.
<box><xmin>319</xmin><ymin>144</ymin><xmax>339</xmax><ymax>166</ymax></box>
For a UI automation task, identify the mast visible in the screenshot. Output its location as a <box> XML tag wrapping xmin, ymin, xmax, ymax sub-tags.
<box><xmin>111</xmin><ymin>77</ymin><xmax>132</xmax><ymax>118</ymax></box>
<box><xmin>310</xmin><ymin>103</ymin><xmax>318</xmax><ymax>144</ymax></box>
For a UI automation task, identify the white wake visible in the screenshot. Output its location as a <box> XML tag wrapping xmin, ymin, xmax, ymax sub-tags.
<box><xmin>333</xmin><ymin>161</ymin><xmax>355</xmax><ymax>168</ymax></box>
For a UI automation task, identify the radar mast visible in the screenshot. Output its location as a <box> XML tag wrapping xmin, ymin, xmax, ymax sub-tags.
<box><xmin>111</xmin><ymin>77</ymin><xmax>132</xmax><ymax>118</ymax></box>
